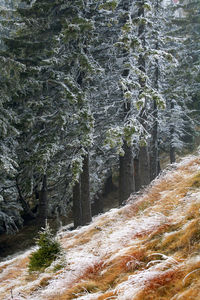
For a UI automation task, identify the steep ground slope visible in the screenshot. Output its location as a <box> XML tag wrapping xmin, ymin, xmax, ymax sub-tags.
<box><xmin>1</xmin><ymin>155</ymin><xmax>200</xmax><ymax>299</ymax></box>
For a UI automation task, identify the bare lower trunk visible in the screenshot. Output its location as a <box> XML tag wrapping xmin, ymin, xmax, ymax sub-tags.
<box><xmin>134</xmin><ymin>157</ymin><xmax>140</xmax><ymax>192</ymax></box>
<box><xmin>93</xmin><ymin>192</ymin><xmax>104</xmax><ymax>216</ymax></box>
<box><xmin>38</xmin><ymin>174</ymin><xmax>48</xmax><ymax>226</ymax></box>
<box><xmin>139</xmin><ymin>146</ymin><xmax>150</xmax><ymax>187</ymax></box>
<box><xmin>119</xmin><ymin>141</ymin><xmax>135</xmax><ymax>205</ymax></box>
<box><xmin>150</xmin><ymin>145</ymin><xmax>159</xmax><ymax>181</ymax></box>
<box><xmin>16</xmin><ymin>176</ymin><xmax>36</xmax><ymax>219</ymax></box>
<box><xmin>157</xmin><ymin>159</ymin><xmax>161</xmax><ymax>175</ymax></box>
<box><xmin>150</xmin><ymin>100</ymin><xmax>159</xmax><ymax>181</ymax></box>
<box><xmin>170</xmin><ymin>100</ymin><xmax>176</xmax><ymax>163</ymax></box>
<box><xmin>73</xmin><ymin>180</ymin><xmax>82</xmax><ymax>229</ymax></box>
<box><xmin>81</xmin><ymin>153</ymin><xmax>92</xmax><ymax>225</ymax></box>
<box><xmin>170</xmin><ymin>144</ymin><xmax>176</xmax><ymax>164</ymax></box>
<box><xmin>104</xmin><ymin>174</ymin><xmax>116</xmax><ymax>195</ymax></box>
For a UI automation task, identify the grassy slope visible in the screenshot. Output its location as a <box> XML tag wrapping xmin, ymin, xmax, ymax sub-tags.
<box><xmin>1</xmin><ymin>155</ymin><xmax>200</xmax><ymax>299</ymax></box>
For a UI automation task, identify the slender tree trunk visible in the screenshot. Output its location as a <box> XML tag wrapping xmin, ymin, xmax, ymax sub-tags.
<box><xmin>150</xmin><ymin>52</ymin><xmax>159</xmax><ymax>180</ymax></box>
<box><xmin>139</xmin><ymin>145</ymin><xmax>150</xmax><ymax>187</ymax></box>
<box><xmin>150</xmin><ymin>101</ymin><xmax>159</xmax><ymax>181</ymax></box>
<box><xmin>93</xmin><ymin>191</ymin><xmax>104</xmax><ymax>216</ymax></box>
<box><xmin>81</xmin><ymin>153</ymin><xmax>92</xmax><ymax>225</ymax></box>
<box><xmin>16</xmin><ymin>176</ymin><xmax>36</xmax><ymax>219</ymax></box>
<box><xmin>73</xmin><ymin>180</ymin><xmax>82</xmax><ymax>229</ymax></box>
<box><xmin>38</xmin><ymin>174</ymin><xmax>48</xmax><ymax>226</ymax></box>
<box><xmin>157</xmin><ymin>159</ymin><xmax>161</xmax><ymax>175</ymax></box>
<box><xmin>170</xmin><ymin>100</ymin><xmax>176</xmax><ymax>163</ymax></box>
<box><xmin>104</xmin><ymin>174</ymin><xmax>116</xmax><ymax>195</ymax></box>
<box><xmin>170</xmin><ymin>140</ymin><xmax>176</xmax><ymax>163</ymax></box>
<box><xmin>137</xmin><ymin>1</ymin><xmax>150</xmax><ymax>188</ymax></box>
<box><xmin>118</xmin><ymin>0</ymin><xmax>135</xmax><ymax>205</ymax></box>
<box><xmin>134</xmin><ymin>157</ymin><xmax>140</xmax><ymax>192</ymax></box>
<box><xmin>119</xmin><ymin>141</ymin><xmax>135</xmax><ymax>205</ymax></box>
<box><xmin>150</xmin><ymin>1</ymin><xmax>160</xmax><ymax>180</ymax></box>
<box><xmin>119</xmin><ymin>104</ymin><xmax>135</xmax><ymax>205</ymax></box>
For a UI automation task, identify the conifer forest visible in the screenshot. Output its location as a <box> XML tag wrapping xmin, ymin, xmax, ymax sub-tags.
<box><xmin>0</xmin><ymin>0</ymin><xmax>199</xmax><ymax>237</ymax></box>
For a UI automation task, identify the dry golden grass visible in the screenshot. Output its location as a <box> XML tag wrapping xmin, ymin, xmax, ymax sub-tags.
<box><xmin>136</xmin><ymin>270</ymin><xmax>183</xmax><ymax>300</ymax></box>
<box><xmin>97</xmin><ymin>291</ymin><xmax>117</xmax><ymax>299</ymax></box>
<box><xmin>2</xmin><ymin>156</ymin><xmax>200</xmax><ymax>300</ymax></box>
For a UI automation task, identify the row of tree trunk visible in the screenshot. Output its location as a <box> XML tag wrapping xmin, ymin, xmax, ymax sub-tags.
<box><xmin>72</xmin><ymin>154</ymin><xmax>92</xmax><ymax>228</ymax></box>
<box><xmin>72</xmin><ymin>139</ymin><xmax>161</xmax><ymax>228</ymax></box>
<box><xmin>119</xmin><ymin>142</ymin><xmax>159</xmax><ymax>205</ymax></box>
<box><xmin>18</xmin><ymin>141</ymin><xmax>171</xmax><ymax>230</ymax></box>
<box><xmin>72</xmin><ymin>0</ymin><xmax>176</xmax><ymax>229</ymax></box>
<box><xmin>16</xmin><ymin>174</ymin><xmax>48</xmax><ymax>227</ymax></box>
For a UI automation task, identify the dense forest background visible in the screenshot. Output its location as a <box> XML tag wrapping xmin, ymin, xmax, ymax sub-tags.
<box><xmin>0</xmin><ymin>0</ymin><xmax>199</xmax><ymax>234</ymax></box>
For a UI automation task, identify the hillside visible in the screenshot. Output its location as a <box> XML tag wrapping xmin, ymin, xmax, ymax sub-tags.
<box><xmin>1</xmin><ymin>155</ymin><xmax>200</xmax><ymax>300</ymax></box>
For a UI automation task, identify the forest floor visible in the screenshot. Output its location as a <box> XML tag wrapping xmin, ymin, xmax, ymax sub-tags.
<box><xmin>0</xmin><ymin>146</ymin><xmax>196</xmax><ymax>260</ymax></box>
<box><xmin>1</xmin><ymin>154</ymin><xmax>200</xmax><ymax>299</ymax></box>
<box><xmin>0</xmin><ymin>190</ymin><xmax>119</xmax><ymax>260</ymax></box>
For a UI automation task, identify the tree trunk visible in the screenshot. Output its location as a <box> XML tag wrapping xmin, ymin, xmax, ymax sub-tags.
<box><xmin>73</xmin><ymin>180</ymin><xmax>82</xmax><ymax>229</ymax></box>
<box><xmin>137</xmin><ymin>1</ymin><xmax>150</xmax><ymax>188</ymax></box>
<box><xmin>139</xmin><ymin>145</ymin><xmax>150</xmax><ymax>187</ymax></box>
<box><xmin>170</xmin><ymin>143</ymin><xmax>176</xmax><ymax>163</ymax></box>
<box><xmin>16</xmin><ymin>176</ymin><xmax>36</xmax><ymax>219</ymax></box>
<box><xmin>103</xmin><ymin>174</ymin><xmax>116</xmax><ymax>196</ymax></box>
<box><xmin>134</xmin><ymin>157</ymin><xmax>140</xmax><ymax>192</ymax></box>
<box><xmin>81</xmin><ymin>153</ymin><xmax>92</xmax><ymax>225</ymax></box>
<box><xmin>157</xmin><ymin>159</ymin><xmax>161</xmax><ymax>175</ymax></box>
<box><xmin>38</xmin><ymin>174</ymin><xmax>48</xmax><ymax>226</ymax></box>
<box><xmin>170</xmin><ymin>100</ymin><xmax>176</xmax><ymax>163</ymax></box>
<box><xmin>117</xmin><ymin>0</ymin><xmax>135</xmax><ymax>205</ymax></box>
<box><xmin>119</xmin><ymin>141</ymin><xmax>135</xmax><ymax>205</ymax></box>
<box><xmin>150</xmin><ymin>100</ymin><xmax>159</xmax><ymax>181</ymax></box>
<box><xmin>150</xmin><ymin>9</ymin><xmax>160</xmax><ymax>180</ymax></box>
<box><xmin>92</xmin><ymin>192</ymin><xmax>104</xmax><ymax>216</ymax></box>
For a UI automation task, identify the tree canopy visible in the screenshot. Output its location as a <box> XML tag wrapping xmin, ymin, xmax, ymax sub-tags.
<box><xmin>0</xmin><ymin>0</ymin><xmax>199</xmax><ymax>233</ymax></box>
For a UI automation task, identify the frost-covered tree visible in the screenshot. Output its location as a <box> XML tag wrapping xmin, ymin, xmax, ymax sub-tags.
<box><xmin>0</xmin><ymin>0</ymin><xmax>24</xmax><ymax>233</ymax></box>
<box><xmin>1</xmin><ymin>0</ymin><xmax>97</xmax><ymax>228</ymax></box>
<box><xmin>159</xmin><ymin>0</ymin><xmax>199</xmax><ymax>163</ymax></box>
<box><xmin>115</xmin><ymin>0</ymin><xmax>166</xmax><ymax>193</ymax></box>
<box><xmin>0</xmin><ymin>0</ymin><xmax>199</xmax><ymax>234</ymax></box>
<box><xmin>90</xmin><ymin>0</ymin><xmax>168</xmax><ymax>202</ymax></box>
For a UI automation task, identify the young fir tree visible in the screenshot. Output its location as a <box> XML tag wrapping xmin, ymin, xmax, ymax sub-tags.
<box><xmin>28</xmin><ymin>223</ymin><xmax>63</xmax><ymax>272</ymax></box>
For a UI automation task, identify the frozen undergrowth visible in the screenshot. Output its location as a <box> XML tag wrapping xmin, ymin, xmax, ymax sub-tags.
<box><xmin>1</xmin><ymin>155</ymin><xmax>200</xmax><ymax>299</ymax></box>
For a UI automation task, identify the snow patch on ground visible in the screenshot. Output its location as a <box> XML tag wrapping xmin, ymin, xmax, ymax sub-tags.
<box><xmin>1</xmin><ymin>155</ymin><xmax>200</xmax><ymax>299</ymax></box>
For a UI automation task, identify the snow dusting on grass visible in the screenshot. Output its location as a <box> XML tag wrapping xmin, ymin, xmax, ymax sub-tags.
<box><xmin>1</xmin><ymin>155</ymin><xmax>200</xmax><ymax>299</ymax></box>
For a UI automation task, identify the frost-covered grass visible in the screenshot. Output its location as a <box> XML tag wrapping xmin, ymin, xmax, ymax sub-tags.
<box><xmin>1</xmin><ymin>155</ymin><xmax>200</xmax><ymax>299</ymax></box>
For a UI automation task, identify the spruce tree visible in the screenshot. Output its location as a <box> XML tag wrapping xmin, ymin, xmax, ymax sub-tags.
<box><xmin>2</xmin><ymin>0</ymin><xmax>96</xmax><ymax>227</ymax></box>
<box><xmin>0</xmin><ymin>0</ymin><xmax>23</xmax><ymax>233</ymax></box>
<box><xmin>159</xmin><ymin>0</ymin><xmax>199</xmax><ymax>162</ymax></box>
